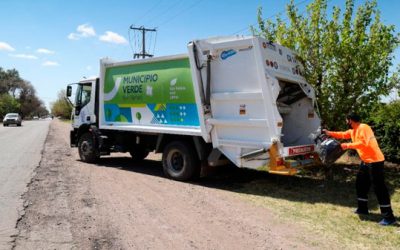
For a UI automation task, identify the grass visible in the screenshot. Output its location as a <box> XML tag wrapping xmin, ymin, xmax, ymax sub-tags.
<box><xmin>230</xmin><ymin>160</ymin><xmax>400</xmax><ymax>249</ymax></box>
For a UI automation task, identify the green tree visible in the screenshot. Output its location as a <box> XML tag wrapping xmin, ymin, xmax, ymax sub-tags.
<box><xmin>51</xmin><ymin>90</ymin><xmax>72</xmax><ymax>119</ymax></box>
<box><xmin>252</xmin><ymin>0</ymin><xmax>399</xmax><ymax>129</ymax></box>
<box><xmin>18</xmin><ymin>81</ymin><xmax>42</xmax><ymax>118</ymax></box>
<box><xmin>0</xmin><ymin>67</ymin><xmax>49</xmax><ymax>118</ymax></box>
<box><xmin>136</xmin><ymin>112</ymin><xmax>142</xmax><ymax>123</ymax></box>
<box><xmin>0</xmin><ymin>67</ymin><xmax>24</xmax><ymax>96</ymax></box>
<box><xmin>369</xmin><ymin>101</ymin><xmax>400</xmax><ymax>163</ymax></box>
<box><xmin>0</xmin><ymin>94</ymin><xmax>20</xmax><ymax>119</ymax></box>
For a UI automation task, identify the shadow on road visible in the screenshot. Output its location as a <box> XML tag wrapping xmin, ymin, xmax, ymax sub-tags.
<box><xmin>86</xmin><ymin>155</ymin><xmax>400</xmax><ymax>211</ymax></box>
<box><xmin>95</xmin><ymin>156</ymin><xmax>165</xmax><ymax>178</ymax></box>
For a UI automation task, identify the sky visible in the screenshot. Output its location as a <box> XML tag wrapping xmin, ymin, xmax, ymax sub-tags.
<box><xmin>0</xmin><ymin>0</ymin><xmax>399</xmax><ymax>109</ymax></box>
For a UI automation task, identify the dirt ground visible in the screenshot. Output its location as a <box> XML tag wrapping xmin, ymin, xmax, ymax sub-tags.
<box><xmin>12</xmin><ymin>120</ymin><xmax>328</xmax><ymax>249</ymax></box>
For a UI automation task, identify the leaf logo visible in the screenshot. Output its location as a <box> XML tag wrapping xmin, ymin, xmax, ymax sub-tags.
<box><xmin>170</xmin><ymin>78</ymin><xmax>177</xmax><ymax>86</ymax></box>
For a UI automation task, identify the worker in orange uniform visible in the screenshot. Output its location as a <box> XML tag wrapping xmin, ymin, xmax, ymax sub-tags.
<box><xmin>323</xmin><ymin>112</ymin><xmax>396</xmax><ymax>226</ymax></box>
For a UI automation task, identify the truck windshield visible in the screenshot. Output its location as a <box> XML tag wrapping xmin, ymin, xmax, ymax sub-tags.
<box><xmin>75</xmin><ymin>84</ymin><xmax>91</xmax><ymax>107</ymax></box>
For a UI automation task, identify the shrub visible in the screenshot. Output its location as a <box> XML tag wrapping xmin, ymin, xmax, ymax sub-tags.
<box><xmin>368</xmin><ymin>101</ymin><xmax>400</xmax><ymax>163</ymax></box>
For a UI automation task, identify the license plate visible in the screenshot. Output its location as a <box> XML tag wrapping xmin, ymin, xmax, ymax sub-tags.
<box><xmin>288</xmin><ymin>145</ymin><xmax>314</xmax><ymax>156</ymax></box>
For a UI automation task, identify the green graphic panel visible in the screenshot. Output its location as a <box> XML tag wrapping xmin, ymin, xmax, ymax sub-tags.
<box><xmin>104</xmin><ymin>58</ymin><xmax>196</xmax><ymax>104</ymax></box>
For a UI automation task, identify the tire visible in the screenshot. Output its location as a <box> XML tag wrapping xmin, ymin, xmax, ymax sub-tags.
<box><xmin>162</xmin><ymin>140</ymin><xmax>200</xmax><ymax>181</ymax></box>
<box><xmin>17</xmin><ymin>123</ymin><xmax>21</xmax><ymax>127</ymax></box>
<box><xmin>78</xmin><ymin>132</ymin><xmax>100</xmax><ymax>163</ymax></box>
<box><xmin>129</xmin><ymin>147</ymin><xmax>149</xmax><ymax>162</ymax></box>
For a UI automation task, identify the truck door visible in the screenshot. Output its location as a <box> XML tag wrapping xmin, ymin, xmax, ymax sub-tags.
<box><xmin>73</xmin><ymin>82</ymin><xmax>96</xmax><ymax>127</ymax></box>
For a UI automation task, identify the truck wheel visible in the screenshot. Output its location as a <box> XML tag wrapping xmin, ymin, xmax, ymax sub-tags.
<box><xmin>162</xmin><ymin>141</ymin><xmax>200</xmax><ymax>181</ymax></box>
<box><xmin>129</xmin><ymin>148</ymin><xmax>149</xmax><ymax>162</ymax></box>
<box><xmin>78</xmin><ymin>132</ymin><xmax>100</xmax><ymax>163</ymax></box>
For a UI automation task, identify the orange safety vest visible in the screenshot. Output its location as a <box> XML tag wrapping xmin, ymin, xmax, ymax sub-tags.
<box><xmin>327</xmin><ymin>123</ymin><xmax>385</xmax><ymax>163</ymax></box>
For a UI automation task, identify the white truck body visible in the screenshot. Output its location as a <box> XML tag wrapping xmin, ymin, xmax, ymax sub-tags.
<box><xmin>69</xmin><ymin>36</ymin><xmax>320</xmax><ymax>179</ymax></box>
<box><xmin>187</xmin><ymin>36</ymin><xmax>320</xmax><ymax>172</ymax></box>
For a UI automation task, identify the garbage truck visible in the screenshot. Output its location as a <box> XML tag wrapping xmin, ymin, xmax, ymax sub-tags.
<box><xmin>66</xmin><ymin>36</ymin><xmax>321</xmax><ymax>181</ymax></box>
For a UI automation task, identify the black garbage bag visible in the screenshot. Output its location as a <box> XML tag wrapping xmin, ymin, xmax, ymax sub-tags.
<box><xmin>311</xmin><ymin>131</ymin><xmax>345</xmax><ymax>165</ymax></box>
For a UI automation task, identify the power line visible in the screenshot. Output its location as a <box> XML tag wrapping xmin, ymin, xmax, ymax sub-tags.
<box><xmin>148</xmin><ymin>31</ymin><xmax>154</xmax><ymax>55</ymax></box>
<box><xmin>152</xmin><ymin>31</ymin><xmax>158</xmax><ymax>56</ymax></box>
<box><xmin>130</xmin><ymin>26</ymin><xmax>157</xmax><ymax>59</ymax></box>
<box><xmin>133</xmin><ymin>0</ymin><xmax>164</xmax><ymax>25</ymax></box>
<box><xmin>128</xmin><ymin>26</ymin><xmax>141</xmax><ymax>57</ymax></box>
<box><xmin>231</xmin><ymin>0</ymin><xmax>310</xmax><ymax>35</ymax></box>
<box><xmin>127</xmin><ymin>0</ymin><xmax>163</xmax><ymax>53</ymax></box>
<box><xmin>155</xmin><ymin>0</ymin><xmax>204</xmax><ymax>28</ymax></box>
<box><xmin>128</xmin><ymin>27</ymin><xmax>135</xmax><ymax>57</ymax></box>
<box><xmin>147</xmin><ymin>0</ymin><xmax>186</xmax><ymax>26</ymax></box>
<box><xmin>135</xmin><ymin>30</ymin><xmax>140</xmax><ymax>53</ymax></box>
<box><xmin>127</xmin><ymin>0</ymin><xmax>203</xmax><ymax>58</ymax></box>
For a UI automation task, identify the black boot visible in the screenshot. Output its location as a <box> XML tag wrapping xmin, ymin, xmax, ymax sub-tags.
<box><xmin>379</xmin><ymin>205</ymin><xmax>396</xmax><ymax>226</ymax></box>
<box><xmin>354</xmin><ymin>199</ymin><xmax>369</xmax><ymax>215</ymax></box>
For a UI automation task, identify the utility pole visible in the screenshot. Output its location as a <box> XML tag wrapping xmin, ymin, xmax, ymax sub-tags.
<box><xmin>130</xmin><ymin>25</ymin><xmax>157</xmax><ymax>59</ymax></box>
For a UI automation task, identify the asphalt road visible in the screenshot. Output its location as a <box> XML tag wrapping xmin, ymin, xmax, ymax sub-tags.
<box><xmin>0</xmin><ymin>120</ymin><xmax>50</xmax><ymax>250</ymax></box>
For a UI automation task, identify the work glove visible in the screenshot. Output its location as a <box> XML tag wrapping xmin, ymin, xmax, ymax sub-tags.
<box><xmin>340</xmin><ymin>143</ymin><xmax>349</xmax><ymax>150</ymax></box>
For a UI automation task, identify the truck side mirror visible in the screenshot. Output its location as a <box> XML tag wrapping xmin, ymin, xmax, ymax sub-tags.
<box><xmin>67</xmin><ymin>86</ymin><xmax>72</xmax><ymax>97</ymax></box>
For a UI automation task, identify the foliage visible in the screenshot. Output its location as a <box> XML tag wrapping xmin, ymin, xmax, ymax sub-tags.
<box><xmin>368</xmin><ymin>101</ymin><xmax>400</xmax><ymax>163</ymax></box>
<box><xmin>252</xmin><ymin>0</ymin><xmax>400</xmax><ymax>130</ymax></box>
<box><xmin>18</xmin><ymin>81</ymin><xmax>48</xmax><ymax>118</ymax></box>
<box><xmin>0</xmin><ymin>67</ymin><xmax>24</xmax><ymax>97</ymax></box>
<box><xmin>0</xmin><ymin>67</ymin><xmax>48</xmax><ymax>118</ymax></box>
<box><xmin>50</xmin><ymin>90</ymin><xmax>72</xmax><ymax>119</ymax></box>
<box><xmin>0</xmin><ymin>94</ymin><xmax>20</xmax><ymax>119</ymax></box>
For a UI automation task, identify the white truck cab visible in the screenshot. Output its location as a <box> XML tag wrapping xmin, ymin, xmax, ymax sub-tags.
<box><xmin>70</xmin><ymin>78</ymin><xmax>97</xmax><ymax>127</ymax></box>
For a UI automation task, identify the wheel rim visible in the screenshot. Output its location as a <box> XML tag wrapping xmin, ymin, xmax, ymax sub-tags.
<box><xmin>80</xmin><ymin>141</ymin><xmax>92</xmax><ymax>156</ymax></box>
<box><xmin>167</xmin><ymin>149</ymin><xmax>184</xmax><ymax>172</ymax></box>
